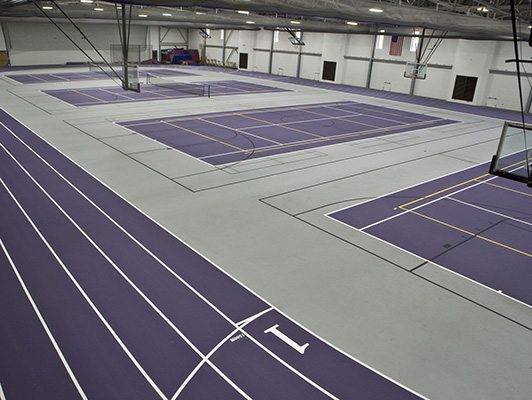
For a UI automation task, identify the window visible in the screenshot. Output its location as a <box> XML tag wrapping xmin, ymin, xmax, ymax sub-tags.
<box><xmin>376</xmin><ymin>33</ymin><xmax>384</xmax><ymax>50</ymax></box>
<box><xmin>410</xmin><ymin>36</ymin><xmax>419</xmax><ymax>52</ymax></box>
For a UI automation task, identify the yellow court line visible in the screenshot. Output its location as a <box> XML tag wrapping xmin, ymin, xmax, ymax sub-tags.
<box><xmin>299</xmin><ymin>108</ymin><xmax>382</xmax><ymax>130</ymax></box>
<box><xmin>339</xmin><ymin>102</ymin><xmax>430</xmax><ymax>122</ymax></box>
<box><xmin>404</xmin><ymin>208</ymin><xmax>532</xmax><ymax>259</ymax></box>
<box><xmin>72</xmin><ymin>90</ymin><xmax>109</xmax><ymax>103</ymax></box>
<box><xmin>160</xmin><ymin>120</ymin><xmax>250</xmax><ymax>153</ymax></box>
<box><xmin>236</xmin><ymin>113</ymin><xmax>325</xmax><ymax>138</ymax></box>
<box><xmin>28</xmin><ymin>74</ymin><xmax>49</xmax><ymax>83</ymax></box>
<box><xmin>251</xmin><ymin>119</ymin><xmax>438</xmax><ymax>154</ymax></box>
<box><xmin>401</xmin><ymin>157</ymin><xmax>531</xmax><ymax>209</ymax></box>
<box><xmin>161</xmin><ymin>102</ymin><xmax>350</xmax><ymax>124</ymax></box>
<box><xmin>141</xmin><ymin>88</ymin><xmax>176</xmax><ymax>98</ymax></box>
<box><xmin>478</xmin><ymin>181</ymin><xmax>532</xmax><ymax>198</ymax></box>
<box><xmin>399</xmin><ymin>173</ymin><xmax>490</xmax><ymax>209</ymax></box>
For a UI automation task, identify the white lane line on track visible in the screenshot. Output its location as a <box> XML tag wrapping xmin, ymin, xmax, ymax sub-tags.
<box><xmin>173</xmin><ymin>308</ymin><xmax>273</xmax><ymax>399</ymax></box>
<box><xmin>1</xmin><ymin>115</ymin><xmax>425</xmax><ymax>399</ymax></box>
<box><xmin>0</xmin><ymin>239</ymin><xmax>87</xmax><ymax>400</ymax></box>
<box><xmin>0</xmin><ymin>173</ymin><xmax>167</xmax><ymax>400</ymax></box>
<box><xmin>0</xmin><ymin>124</ymin><xmax>250</xmax><ymax>399</ymax></box>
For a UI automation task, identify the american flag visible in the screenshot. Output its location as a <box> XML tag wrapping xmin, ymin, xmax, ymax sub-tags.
<box><xmin>389</xmin><ymin>35</ymin><xmax>404</xmax><ymax>56</ymax></box>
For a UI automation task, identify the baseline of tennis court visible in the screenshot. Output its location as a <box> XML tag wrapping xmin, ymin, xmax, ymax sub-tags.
<box><xmin>119</xmin><ymin>101</ymin><xmax>459</xmax><ymax>166</ymax></box>
<box><xmin>329</xmin><ymin>161</ymin><xmax>532</xmax><ymax>308</ymax></box>
<box><xmin>42</xmin><ymin>80</ymin><xmax>289</xmax><ymax>106</ymax></box>
<box><xmin>6</xmin><ymin>67</ymin><xmax>195</xmax><ymax>84</ymax></box>
<box><xmin>0</xmin><ymin>108</ymin><xmax>425</xmax><ymax>399</ymax></box>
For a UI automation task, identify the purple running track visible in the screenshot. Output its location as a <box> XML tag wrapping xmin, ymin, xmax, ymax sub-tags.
<box><xmin>0</xmin><ymin>108</ymin><xmax>425</xmax><ymax>399</ymax></box>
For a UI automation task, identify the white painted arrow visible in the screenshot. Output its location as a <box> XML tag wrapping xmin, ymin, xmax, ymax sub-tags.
<box><xmin>264</xmin><ymin>324</ymin><xmax>309</xmax><ymax>354</ymax></box>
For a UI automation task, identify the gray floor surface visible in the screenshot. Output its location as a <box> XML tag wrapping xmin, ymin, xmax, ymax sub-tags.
<box><xmin>1</xmin><ymin>66</ymin><xmax>531</xmax><ymax>399</ymax></box>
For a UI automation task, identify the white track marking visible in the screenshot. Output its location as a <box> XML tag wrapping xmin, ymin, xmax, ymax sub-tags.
<box><xmin>0</xmin><ymin>178</ymin><xmax>167</xmax><ymax>400</ymax></box>
<box><xmin>236</xmin><ymin>307</ymin><xmax>274</xmax><ymax>327</ymax></box>
<box><xmin>0</xmin><ymin>128</ymin><xmax>249</xmax><ymax>398</ymax></box>
<box><xmin>0</xmin><ymin>240</ymin><xmax>87</xmax><ymax>399</ymax></box>
<box><xmin>264</xmin><ymin>324</ymin><xmax>309</xmax><ymax>354</ymax></box>
<box><xmin>243</xmin><ymin>329</ymin><xmax>340</xmax><ymax>400</ymax></box>
<box><xmin>0</xmin><ymin>112</ymin><xmax>428</xmax><ymax>399</ymax></box>
<box><xmin>173</xmin><ymin>308</ymin><xmax>273</xmax><ymax>399</ymax></box>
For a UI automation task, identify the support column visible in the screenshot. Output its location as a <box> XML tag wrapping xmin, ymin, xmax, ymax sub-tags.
<box><xmin>268</xmin><ymin>30</ymin><xmax>275</xmax><ymax>74</ymax></box>
<box><xmin>366</xmin><ymin>32</ymin><xmax>377</xmax><ymax>89</ymax></box>
<box><xmin>296</xmin><ymin>32</ymin><xmax>303</xmax><ymax>78</ymax></box>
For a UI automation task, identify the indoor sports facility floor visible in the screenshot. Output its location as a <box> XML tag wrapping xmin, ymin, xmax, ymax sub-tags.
<box><xmin>1</xmin><ymin>64</ymin><xmax>531</xmax><ymax>400</ymax></box>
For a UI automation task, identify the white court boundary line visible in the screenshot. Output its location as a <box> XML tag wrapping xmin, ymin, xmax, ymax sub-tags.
<box><xmin>1</xmin><ymin>238</ymin><xmax>87</xmax><ymax>399</ymax></box>
<box><xmin>0</xmin><ymin>109</ymin><xmax>429</xmax><ymax>399</ymax></box>
<box><xmin>198</xmin><ymin>118</ymin><xmax>447</xmax><ymax>162</ymax></box>
<box><xmin>324</xmin><ymin>166</ymin><xmax>532</xmax><ymax>311</ymax></box>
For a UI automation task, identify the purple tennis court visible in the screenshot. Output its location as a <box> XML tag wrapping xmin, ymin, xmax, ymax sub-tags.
<box><xmin>329</xmin><ymin>161</ymin><xmax>532</xmax><ymax>308</ymax></box>
<box><xmin>119</xmin><ymin>101</ymin><xmax>459</xmax><ymax>165</ymax></box>
<box><xmin>42</xmin><ymin>79</ymin><xmax>289</xmax><ymax>106</ymax></box>
<box><xmin>0</xmin><ymin>107</ymin><xmax>426</xmax><ymax>399</ymax></box>
<box><xmin>6</xmin><ymin>67</ymin><xmax>195</xmax><ymax>84</ymax></box>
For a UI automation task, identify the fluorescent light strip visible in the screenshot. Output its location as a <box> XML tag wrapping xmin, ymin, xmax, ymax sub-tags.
<box><xmin>162</xmin><ymin>13</ymin><xmax>172</xmax><ymax>16</ymax></box>
<box><xmin>138</xmin><ymin>14</ymin><xmax>147</xmax><ymax>17</ymax></box>
<box><xmin>290</xmin><ymin>20</ymin><xmax>301</xmax><ymax>24</ymax></box>
<box><xmin>94</xmin><ymin>7</ymin><xmax>103</xmax><ymax>11</ymax></box>
<box><xmin>42</xmin><ymin>6</ymin><xmax>53</xmax><ymax>9</ymax></box>
<box><xmin>346</xmin><ymin>21</ymin><xmax>358</xmax><ymax>26</ymax></box>
<box><xmin>369</xmin><ymin>8</ymin><xmax>383</xmax><ymax>12</ymax></box>
<box><xmin>238</xmin><ymin>10</ymin><xmax>250</xmax><ymax>15</ymax></box>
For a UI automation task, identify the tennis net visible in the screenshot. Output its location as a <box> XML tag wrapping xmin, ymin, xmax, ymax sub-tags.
<box><xmin>146</xmin><ymin>73</ymin><xmax>210</xmax><ymax>97</ymax></box>
<box><xmin>88</xmin><ymin>62</ymin><xmax>123</xmax><ymax>78</ymax></box>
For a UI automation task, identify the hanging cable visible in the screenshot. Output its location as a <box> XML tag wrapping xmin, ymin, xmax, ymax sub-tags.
<box><xmin>49</xmin><ymin>0</ymin><xmax>122</xmax><ymax>83</ymax></box>
<box><xmin>509</xmin><ymin>0</ymin><xmax>530</xmax><ymax>180</ymax></box>
<box><xmin>421</xmin><ymin>31</ymin><xmax>447</xmax><ymax>65</ymax></box>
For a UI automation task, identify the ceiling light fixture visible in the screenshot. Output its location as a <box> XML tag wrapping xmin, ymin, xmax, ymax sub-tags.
<box><xmin>42</xmin><ymin>6</ymin><xmax>53</xmax><ymax>9</ymax></box>
<box><xmin>246</xmin><ymin>21</ymin><xmax>255</xmax><ymax>24</ymax></box>
<box><xmin>346</xmin><ymin>21</ymin><xmax>358</xmax><ymax>26</ymax></box>
<box><xmin>162</xmin><ymin>13</ymin><xmax>172</xmax><ymax>16</ymax></box>
<box><xmin>238</xmin><ymin>10</ymin><xmax>250</xmax><ymax>15</ymax></box>
<box><xmin>369</xmin><ymin>8</ymin><xmax>383</xmax><ymax>13</ymax></box>
<box><xmin>94</xmin><ymin>7</ymin><xmax>103</xmax><ymax>11</ymax></box>
<box><xmin>290</xmin><ymin>20</ymin><xmax>301</xmax><ymax>24</ymax></box>
<box><xmin>138</xmin><ymin>14</ymin><xmax>147</xmax><ymax>17</ymax></box>
<box><xmin>80</xmin><ymin>0</ymin><xmax>94</xmax><ymax>3</ymax></box>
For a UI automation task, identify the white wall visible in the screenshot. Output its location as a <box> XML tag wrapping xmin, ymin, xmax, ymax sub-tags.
<box><xmin>6</xmin><ymin>20</ymin><xmax>530</xmax><ymax>112</ymax></box>
<box><xmin>0</xmin><ymin>23</ymin><xmax>6</xmax><ymax>51</ymax></box>
<box><xmin>6</xmin><ymin>21</ymin><xmax>147</xmax><ymax>65</ymax></box>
